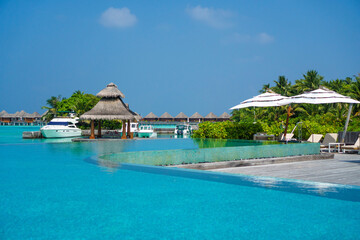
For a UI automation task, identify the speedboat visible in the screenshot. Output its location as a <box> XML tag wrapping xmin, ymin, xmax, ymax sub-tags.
<box><xmin>40</xmin><ymin>117</ymin><xmax>82</xmax><ymax>138</ymax></box>
<box><xmin>174</xmin><ymin>124</ymin><xmax>192</xmax><ymax>136</ymax></box>
<box><xmin>138</xmin><ymin>125</ymin><xmax>157</xmax><ymax>138</ymax></box>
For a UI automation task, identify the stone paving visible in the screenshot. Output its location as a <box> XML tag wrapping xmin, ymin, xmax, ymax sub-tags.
<box><xmin>211</xmin><ymin>153</ymin><xmax>360</xmax><ymax>186</ymax></box>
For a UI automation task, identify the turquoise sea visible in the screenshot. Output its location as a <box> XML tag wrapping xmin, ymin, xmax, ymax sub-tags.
<box><xmin>1</xmin><ymin>126</ymin><xmax>360</xmax><ymax>239</ymax></box>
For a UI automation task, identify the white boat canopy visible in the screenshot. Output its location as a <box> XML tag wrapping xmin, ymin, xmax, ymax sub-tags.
<box><xmin>230</xmin><ymin>91</ymin><xmax>290</xmax><ymax>110</ymax></box>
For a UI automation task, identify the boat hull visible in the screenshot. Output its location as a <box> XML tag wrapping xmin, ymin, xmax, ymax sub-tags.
<box><xmin>138</xmin><ymin>132</ymin><xmax>157</xmax><ymax>138</ymax></box>
<box><xmin>41</xmin><ymin>129</ymin><xmax>82</xmax><ymax>138</ymax></box>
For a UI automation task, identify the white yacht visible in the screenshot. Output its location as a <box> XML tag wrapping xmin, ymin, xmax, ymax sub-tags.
<box><xmin>40</xmin><ymin>117</ymin><xmax>82</xmax><ymax>138</ymax></box>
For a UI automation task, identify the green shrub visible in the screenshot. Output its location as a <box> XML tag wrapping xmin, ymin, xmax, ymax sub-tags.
<box><xmin>192</xmin><ymin>121</ymin><xmax>263</xmax><ymax>140</ymax></box>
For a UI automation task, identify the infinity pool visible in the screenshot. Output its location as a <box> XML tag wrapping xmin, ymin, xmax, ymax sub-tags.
<box><xmin>0</xmin><ymin>127</ymin><xmax>359</xmax><ymax>239</ymax></box>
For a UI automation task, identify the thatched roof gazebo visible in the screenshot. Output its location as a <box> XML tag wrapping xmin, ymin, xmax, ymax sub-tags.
<box><xmin>217</xmin><ymin>112</ymin><xmax>231</xmax><ymax>121</ymax></box>
<box><xmin>159</xmin><ymin>112</ymin><xmax>173</xmax><ymax>122</ymax></box>
<box><xmin>80</xmin><ymin>83</ymin><xmax>139</xmax><ymax>139</ymax></box>
<box><xmin>189</xmin><ymin>112</ymin><xmax>203</xmax><ymax>122</ymax></box>
<box><xmin>174</xmin><ymin>112</ymin><xmax>188</xmax><ymax>122</ymax></box>
<box><xmin>143</xmin><ymin>112</ymin><xmax>158</xmax><ymax>121</ymax></box>
<box><xmin>204</xmin><ymin>112</ymin><xmax>217</xmax><ymax>122</ymax></box>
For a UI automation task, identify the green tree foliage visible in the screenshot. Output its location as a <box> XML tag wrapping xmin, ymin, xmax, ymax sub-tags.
<box><xmin>192</xmin><ymin>121</ymin><xmax>263</xmax><ymax>140</ymax></box>
<box><xmin>56</xmin><ymin>90</ymin><xmax>100</xmax><ymax>116</ymax></box>
<box><xmin>41</xmin><ymin>95</ymin><xmax>63</xmax><ymax>121</ymax></box>
<box><xmin>196</xmin><ymin>70</ymin><xmax>360</xmax><ymax>140</ymax></box>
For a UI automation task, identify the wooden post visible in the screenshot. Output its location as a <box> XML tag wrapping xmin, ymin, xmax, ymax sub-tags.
<box><xmin>90</xmin><ymin>120</ymin><xmax>95</xmax><ymax>139</ymax></box>
<box><xmin>121</xmin><ymin>120</ymin><xmax>127</xmax><ymax>139</ymax></box>
<box><xmin>97</xmin><ymin>120</ymin><xmax>101</xmax><ymax>138</ymax></box>
<box><xmin>127</xmin><ymin>120</ymin><xmax>131</xmax><ymax>138</ymax></box>
<box><xmin>283</xmin><ymin>105</ymin><xmax>291</xmax><ymax>141</ymax></box>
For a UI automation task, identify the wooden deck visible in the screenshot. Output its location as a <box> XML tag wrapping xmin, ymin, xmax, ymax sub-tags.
<box><xmin>211</xmin><ymin>153</ymin><xmax>360</xmax><ymax>186</ymax></box>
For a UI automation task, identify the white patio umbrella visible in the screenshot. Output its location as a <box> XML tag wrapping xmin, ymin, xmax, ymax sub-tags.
<box><xmin>230</xmin><ymin>90</ymin><xmax>292</xmax><ymax>139</ymax></box>
<box><xmin>289</xmin><ymin>87</ymin><xmax>360</xmax><ymax>142</ymax></box>
<box><xmin>230</xmin><ymin>90</ymin><xmax>290</xmax><ymax>110</ymax></box>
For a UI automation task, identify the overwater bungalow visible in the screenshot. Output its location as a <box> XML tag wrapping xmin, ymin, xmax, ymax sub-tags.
<box><xmin>142</xmin><ymin>112</ymin><xmax>158</xmax><ymax>121</ymax></box>
<box><xmin>204</xmin><ymin>112</ymin><xmax>218</xmax><ymax>122</ymax></box>
<box><xmin>0</xmin><ymin>110</ymin><xmax>44</xmax><ymax>125</ymax></box>
<box><xmin>174</xmin><ymin>112</ymin><xmax>188</xmax><ymax>122</ymax></box>
<box><xmin>159</xmin><ymin>112</ymin><xmax>174</xmax><ymax>122</ymax></box>
<box><xmin>189</xmin><ymin>112</ymin><xmax>203</xmax><ymax>122</ymax></box>
<box><xmin>217</xmin><ymin>112</ymin><xmax>231</xmax><ymax>121</ymax></box>
<box><xmin>80</xmin><ymin>82</ymin><xmax>140</xmax><ymax>139</ymax></box>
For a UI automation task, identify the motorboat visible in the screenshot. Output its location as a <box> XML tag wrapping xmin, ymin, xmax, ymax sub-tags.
<box><xmin>174</xmin><ymin>124</ymin><xmax>192</xmax><ymax>136</ymax></box>
<box><xmin>138</xmin><ymin>124</ymin><xmax>157</xmax><ymax>138</ymax></box>
<box><xmin>40</xmin><ymin>117</ymin><xmax>82</xmax><ymax>138</ymax></box>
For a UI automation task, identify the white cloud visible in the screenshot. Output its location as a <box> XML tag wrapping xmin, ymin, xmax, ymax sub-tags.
<box><xmin>222</xmin><ymin>32</ymin><xmax>275</xmax><ymax>45</ymax></box>
<box><xmin>186</xmin><ymin>5</ymin><xmax>233</xmax><ymax>29</ymax></box>
<box><xmin>99</xmin><ymin>7</ymin><xmax>137</xmax><ymax>28</ymax></box>
<box><xmin>256</xmin><ymin>33</ymin><xmax>274</xmax><ymax>44</ymax></box>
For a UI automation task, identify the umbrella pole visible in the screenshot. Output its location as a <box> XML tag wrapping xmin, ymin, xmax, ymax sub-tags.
<box><xmin>283</xmin><ymin>105</ymin><xmax>291</xmax><ymax>140</ymax></box>
<box><xmin>341</xmin><ymin>103</ymin><xmax>353</xmax><ymax>143</ymax></box>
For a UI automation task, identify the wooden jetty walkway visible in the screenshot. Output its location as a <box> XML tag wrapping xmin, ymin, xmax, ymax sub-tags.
<box><xmin>211</xmin><ymin>153</ymin><xmax>360</xmax><ymax>186</ymax></box>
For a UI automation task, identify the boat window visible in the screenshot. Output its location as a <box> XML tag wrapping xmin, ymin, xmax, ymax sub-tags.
<box><xmin>131</xmin><ymin>124</ymin><xmax>136</xmax><ymax>128</ymax></box>
<box><xmin>47</xmin><ymin>122</ymin><xmax>69</xmax><ymax>126</ymax></box>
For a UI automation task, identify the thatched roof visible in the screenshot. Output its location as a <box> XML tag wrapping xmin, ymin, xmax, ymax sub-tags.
<box><xmin>17</xmin><ymin>110</ymin><xmax>27</xmax><ymax>117</ymax></box>
<box><xmin>218</xmin><ymin>112</ymin><xmax>231</xmax><ymax>119</ymax></box>
<box><xmin>96</xmin><ymin>83</ymin><xmax>125</xmax><ymax>98</ymax></box>
<box><xmin>159</xmin><ymin>112</ymin><xmax>173</xmax><ymax>118</ymax></box>
<box><xmin>125</xmin><ymin>103</ymin><xmax>142</xmax><ymax>121</ymax></box>
<box><xmin>2</xmin><ymin>111</ymin><xmax>17</xmax><ymax>118</ymax></box>
<box><xmin>81</xmin><ymin>83</ymin><xmax>140</xmax><ymax>121</ymax></box>
<box><xmin>175</xmin><ymin>112</ymin><xmax>188</xmax><ymax>118</ymax></box>
<box><xmin>190</xmin><ymin>112</ymin><xmax>203</xmax><ymax>119</ymax></box>
<box><xmin>144</xmin><ymin>112</ymin><xmax>158</xmax><ymax>118</ymax></box>
<box><xmin>30</xmin><ymin>112</ymin><xmax>41</xmax><ymax>118</ymax></box>
<box><xmin>80</xmin><ymin>98</ymin><xmax>136</xmax><ymax>120</ymax></box>
<box><xmin>205</xmin><ymin>112</ymin><xmax>218</xmax><ymax>119</ymax></box>
<box><xmin>0</xmin><ymin>110</ymin><xmax>7</xmax><ymax>117</ymax></box>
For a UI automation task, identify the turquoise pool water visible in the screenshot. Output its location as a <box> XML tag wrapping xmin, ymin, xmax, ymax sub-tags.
<box><xmin>1</xmin><ymin>126</ymin><xmax>360</xmax><ymax>239</ymax></box>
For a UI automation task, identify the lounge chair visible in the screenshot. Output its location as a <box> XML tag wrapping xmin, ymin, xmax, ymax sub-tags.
<box><xmin>279</xmin><ymin>133</ymin><xmax>294</xmax><ymax>141</ymax></box>
<box><xmin>307</xmin><ymin>134</ymin><xmax>323</xmax><ymax>143</ymax></box>
<box><xmin>320</xmin><ymin>133</ymin><xmax>338</xmax><ymax>151</ymax></box>
<box><xmin>342</xmin><ymin>136</ymin><xmax>360</xmax><ymax>153</ymax></box>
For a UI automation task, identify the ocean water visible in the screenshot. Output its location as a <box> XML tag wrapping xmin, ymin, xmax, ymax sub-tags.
<box><xmin>0</xmin><ymin>126</ymin><xmax>360</xmax><ymax>239</ymax></box>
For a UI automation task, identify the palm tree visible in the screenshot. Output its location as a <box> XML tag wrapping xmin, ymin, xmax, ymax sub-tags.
<box><xmin>350</xmin><ymin>74</ymin><xmax>360</xmax><ymax>115</ymax></box>
<box><xmin>294</xmin><ymin>70</ymin><xmax>324</xmax><ymax>92</ymax></box>
<box><xmin>41</xmin><ymin>95</ymin><xmax>62</xmax><ymax>121</ymax></box>
<box><xmin>259</xmin><ymin>84</ymin><xmax>270</xmax><ymax>93</ymax></box>
<box><xmin>273</xmin><ymin>76</ymin><xmax>291</xmax><ymax>96</ymax></box>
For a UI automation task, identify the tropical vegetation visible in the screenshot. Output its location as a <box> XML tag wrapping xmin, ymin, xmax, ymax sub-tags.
<box><xmin>193</xmin><ymin>71</ymin><xmax>360</xmax><ymax>140</ymax></box>
<box><xmin>42</xmin><ymin>91</ymin><xmax>122</xmax><ymax>129</ymax></box>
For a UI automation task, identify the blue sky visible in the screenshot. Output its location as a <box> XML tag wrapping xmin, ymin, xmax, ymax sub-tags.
<box><xmin>0</xmin><ymin>0</ymin><xmax>359</xmax><ymax>117</ymax></box>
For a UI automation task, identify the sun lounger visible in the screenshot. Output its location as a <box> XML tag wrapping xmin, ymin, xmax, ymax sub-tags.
<box><xmin>320</xmin><ymin>133</ymin><xmax>338</xmax><ymax>151</ymax></box>
<box><xmin>307</xmin><ymin>134</ymin><xmax>323</xmax><ymax>143</ymax></box>
<box><xmin>279</xmin><ymin>133</ymin><xmax>294</xmax><ymax>141</ymax></box>
<box><xmin>342</xmin><ymin>136</ymin><xmax>360</xmax><ymax>153</ymax></box>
